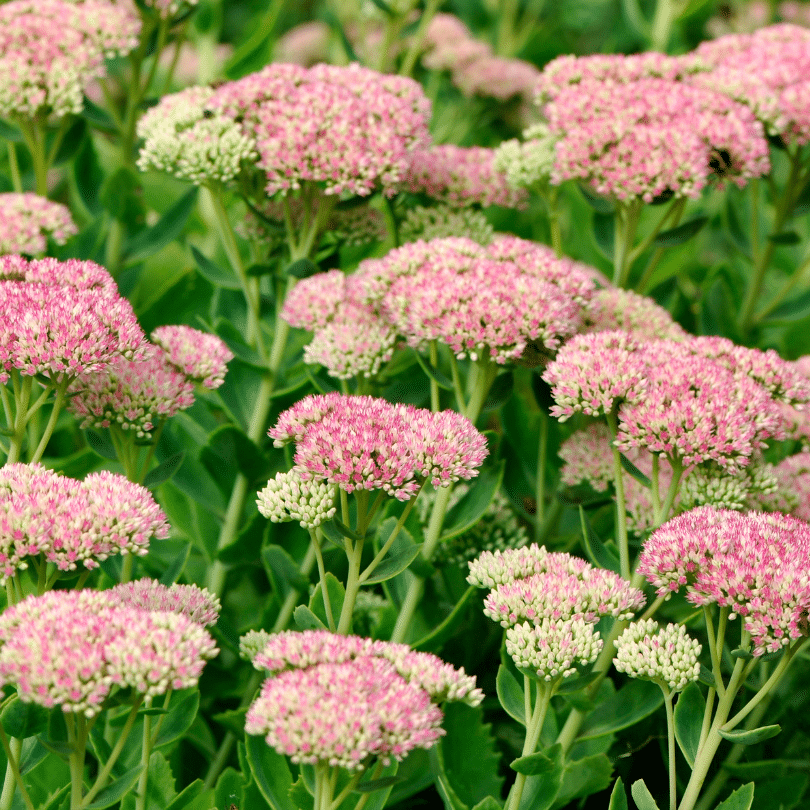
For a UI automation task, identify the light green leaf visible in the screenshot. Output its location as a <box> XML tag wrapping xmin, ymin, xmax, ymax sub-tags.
<box><xmin>496</xmin><ymin>664</ymin><xmax>526</xmax><ymax>726</ymax></box>
<box><xmin>364</xmin><ymin>543</ymin><xmax>424</xmax><ymax>584</ymax></box>
<box><xmin>714</xmin><ymin>782</ymin><xmax>754</xmax><ymax>810</ymax></box>
<box><xmin>511</xmin><ymin>745</ymin><xmax>562</xmax><ymax>776</ymax></box>
<box><xmin>517</xmin><ymin>743</ymin><xmax>564</xmax><ymax>810</ymax></box>
<box><xmin>154</xmin><ymin>690</ymin><xmax>200</xmax><ymax>748</ymax></box>
<box><xmin>718</xmin><ymin>724</ymin><xmax>781</xmax><ymax>745</ymax></box>
<box><xmin>674</xmin><ymin>682</ymin><xmax>704</xmax><ymax>767</ymax></box>
<box><xmin>308</xmin><ymin>572</ymin><xmax>345</xmax><ymax>630</ymax></box>
<box><xmin>293</xmin><ymin>605</ymin><xmax>326</xmax><ymax>631</ymax></box>
<box><xmin>143</xmin><ymin>452</ymin><xmax>185</xmax><ymax>490</ymax></box>
<box><xmin>553</xmin><ymin>752</ymin><xmax>613</xmax><ymax>808</ymax></box>
<box><xmin>609</xmin><ymin>778</ymin><xmax>629</xmax><ymax>810</ymax></box>
<box><xmin>85</xmin><ymin>765</ymin><xmax>145</xmax><ymax>809</ymax></box>
<box><xmin>245</xmin><ymin>733</ymin><xmax>297</xmax><ymax>810</ymax></box>
<box><xmin>441</xmin><ymin>462</ymin><xmax>505</xmax><ymax>542</ymax></box>
<box><xmin>630</xmin><ymin>779</ymin><xmax>661</xmax><ymax>810</ymax></box>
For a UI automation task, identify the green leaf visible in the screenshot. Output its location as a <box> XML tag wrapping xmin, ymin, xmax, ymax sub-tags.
<box><xmin>190</xmin><ymin>246</ymin><xmax>241</xmax><ymax>290</ymax></box>
<box><xmin>578</xmin><ymin>506</ymin><xmax>622</xmax><ymax>574</ymax></box>
<box><xmin>85</xmin><ymin>764</ymin><xmax>144</xmax><ymax>809</ymax></box>
<box><xmin>762</xmin><ymin>288</ymin><xmax>810</xmax><ymax>323</ymax></box>
<box><xmin>81</xmin><ymin>96</ymin><xmax>117</xmax><ymax>133</ymax></box>
<box><xmin>212</xmin><ymin>708</ymin><xmax>247</xmax><ymax>736</ymax></box>
<box><xmin>471</xmin><ymin>800</ymin><xmax>503</xmax><ymax>810</ymax></box>
<box><xmin>441</xmin><ymin>462</ymin><xmax>505</xmax><ymax>542</ymax></box>
<box><xmin>154</xmin><ymin>690</ymin><xmax>200</xmax><ymax>748</ymax></box>
<box><xmin>53</xmin><ymin>117</ymin><xmax>87</xmax><ymax>165</ymax></box>
<box><xmin>609</xmin><ymin>778</ymin><xmax>629</xmax><ymax>810</ymax></box>
<box><xmin>414</xmin><ymin>351</ymin><xmax>454</xmax><ymax>391</ymax></box>
<box><xmin>286</xmin><ymin>258</ymin><xmax>318</xmax><ymax>279</ymax></box>
<box><xmin>440</xmin><ymin>704</ymin><xmax>504</xmax><ymax>806</ymax></box>
<box><xmin>557</xmin><ymin>671</ymin><xmax>601</xmax><ymax>694</ymax></box>
<box><xmin>293</xmin><ymin>605</ymin><xmax>326</xmax><ymax>630</ymax></box>
<box><xmin>795</xmin><ymin>180</ymin><xmax>810</xmax><ymax>216</ymax></box>
<box><xmin>496</xmin><ymin>664</ymin><xmax>526</xmax><ymax>726</ymax></box>
<box><xmin>36</xmin><ymin>785</ymin><xmax>70</xmax><ymax>810</ymax></box>
<box><xmin>288</xmin><ymin>777</ymin><xmax>315</xmax><ymax>810</ymax></box>
<box><xmin>674</xmin><ymin>682</ymin><xmax>704</xmax><ymax>768</ymax></box>
<box><xmin>517</xmin><ymin>743</ymin><xmax>564</xmax><ymax>810</ymax></box>
<box><xmin>122</xmin><ymin>751</ymin><xmax>175</xmax><ymax>810</ymax></box>
<box><xmin>354</xmin><ymin>776</ymin><xmax>405</xmax><ymax>792</ymax></box>
<box><xmin>714</xmin><ymin>782</ymin><xmax>755</xmax><ymax>810</ymax></box>
<box><xmin>262</xmin><ymin>545</ymin><xmax>310</xmax><ymax>597</ymax></box>
<box><xmin>414</xmin><ymin>585</ymin><xmax>476</xmax><ymax>653</ymax></box>
<box><xmin>246</xmin><ymin>263</ymin><xmax>276</xmax><ymax>278</ymax></box>
<box><xmin>158</xmin><ymin>542</ymin><xmax>191</xmax><ymax>585</ymax></box>
<box><xmin>483</xmin><ymin>372</ymin><xmax>514</xmax><ymax>411</ymax></box>
<box><xmin>308</xmin><ymin>572</ymin><xmax>345</xmax><ymax>630</ymax></box>
<box><xmin>124</xmin><ymin>188</ymin><xmax>198</xmax><ymax>264</ymax></box>
<box><xmin>619</xmin><ymin>454</ymin><xmax>652</xmax><ymax>487</ymax></box>
<box><xmin>86</xmin><ymin>429</ymin><xmax>118</xmax><ymax>460</ymax></box>
<box><xmin>592</xmin><ymin>211</ymin><xmax>615</xmax><ymax>260</ymax></box>
<box><xmin>143</xmin><ymin>452</ymin><xmax>185</xmax><ymax>489</ymax></box>
<box><xmin>724</xmin><ymin>198</ymin><xmax>750</xmax><ymax>257</ymax></box>
<box><xmin>363</xmin><ymin>543</ymin><xmax>423</xmax><ymax>584</ymax></box>
<box><xmin>329</xmin><ymin>517</ymin><xmax>363</xmax><ymax>542</ymax></box>
<box><xmin>368</xmin><ymin>0</ymin><xmax>394</xmax><ymax>14</ymax></box>
<box><xmin>164</xmin><ymin>780</ymin><xmax>208</xmax><ymax>810</ymax></box>
<box><xmin>630</xmin><ymin>780</ymin><xmax>661</xmax><ymax>810</ymax></box>
<box><xmin>202</xmin><ymin>425</ymin><xmax>267</xmax><ymax>481</ymax></box>
<box><xmin>214</xmin><ymin>767</ymin><xmax>245</xmax><ymax>810</ymax></box>
<box><xmin>19</xmin><ymin>737</ymin><xmax>49</xmax><ymax>775</ymax></box>
<box><xmin>244</xmin><ymin>733</ymin><xmax>297</xmax><ymax>810</ymax></box>
<box><xmin>318</xmin><ymin>520</ymin><xmax>345</xmax><ymax>550</ymax></box>
<box><xmin>1</xmin><ymin>698</ymin><xmax>50</xmax><ymax>739</ymax></box>
<box><xmin>767</xmin><ymin>231</ymin><xmax>801</xmax><ymax>245</ymax></box>
<box><xmin>553</xmin><ymin>752</ymin><xmax>613</xmax><ymax>808</ymax></box>
<box><xmin>718</xmin><ymin>724</ymin><xmax>781</xmax><ymax>745</ymax></box>
<box><xmin>579</xmin><ymin>185</ymin><xmax>615</xmax><ymax>214</ymax></box>
<box><xmin>511</xmin><ymin>745</ymin><xmax>562</xmax><ymax>775</ymax></box>
<box><xmin>579</xmin><ymin>679</ymin><xmax>664</xmax><ymax>740</ymax></box>
<box><xmin>698</xmin><ymin>664</ymin><xmax>716</xmax><ymax>688</ymax></box>
<box><xmin>216</xmin><ymin>510</ymin><xmax>265</xmax><ymax>565</ymax></box>
<box><xmin>653</xmin><ymin>217</ymin><xmax>708</xmax><ymax>248</ymax></box>
<box><xmin>74</xmin><ymin>135</ymin><xmax>105</xmax><ymax>215</ymax></box>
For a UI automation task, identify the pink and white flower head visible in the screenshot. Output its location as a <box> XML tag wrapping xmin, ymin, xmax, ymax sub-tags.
<box><xmin>206</xmin><ymin>63</ymin><xmax>431</xmax><ymax>197</ymax></box>
<box><xmin>638</xmin><ymin>507</ymin><xmax>810</xmax><ymax>654</ymax></box>
<box><xmin>758</xmin><ymin>452</ymin><xmax>810</xmax><ymax>520</ymax></box>
<box><xmin>151</xmin><ymin>325</ymin><xmax>233</xmax><ymax>389</ymax></box>
<box><xmin>354</xmin><ymin>236</ymin><xmax>595</xmax><ymax>364</ymax></box>
<box><xmin>256</xmin><ymin>469</ymin><xmax>336</xmax><ymax>529</ymax></box>
<box><xmin>614</xmin><ymin>619</ymin><xmax>701</xmax><ymax>692</ymax></box>
<box><xmin>280</xmin><ymin>270</ymin><xmax>349</xmax><ymax>331</ymax></box>
<box><xmin>0</xmin><ymin>194</ymin><xmax>77</xmax><ymax>255</ymax></box>
<box><xmin>454</xmin><ymin>55</ymin><xmax>540</xmax><ymax>102</ymax></box>
<box><xmin>0</xmin><ymin>589</ymin><xmax>216</xmax><ymax>716</ymax></box>
<box><xmin>401</xmin><ymin>146</ymin><xmax>528</xmax><ymax>208</ymax></box>
<box><xmin>0</xmin><ymin>0</ymin><xmax>139</xmax><ymax>120</ymax></box>
<box><xmin>467</xmin><ymin>543</ymin><xmax>557</xmax><ymax>589</ymax></box>
<box><xmin>583</xmin><ymin>288</ymin><xmax>688</xmax><ymax>341</ymax></box>
<box><xmin>0</xmin><ymin>464</ymin><xmax>169</xmax><ymax>581</ymax></box>
<box><xmin>0</xmin><ymin>255</ymin><xmax>118</xmax><ymax>295</ymax></box>
<box><xmin>107</xmin><ymin>578</ymin><xmax>221</xmax><ymax>627</ymax></box>
<box><xmin>543</xmin><ymin>330</ymin><xmax>647</xmax><ymax>421</ymax></box>
<box><xmin>269</xmin><ymin>393</ymin><xmax>488</xmax><ymax>500</ymax></box>
<box><xmin>251</xmin><ymin>630</ymin><xmax>483</xmax><ymax>706</ymax></box>
<box><xmin>68</xmin><ymin>343</ymin><xmax>196</xmax><ymax>439</ymax></box>
<box><xmin>545</xmin><ymin>77</ymin><xmax>769</xmax><ymax>201</ymax></box>
<box><xmin>691</xmin><ymin>24</ymin><xmax>810</xmax><ymax>145</ymax></box>
<box><xmin>506</xmin><ymin>618</ymin><xmax>603</xmax><ymax>681</ymax></box>
<box><xmin>273</xmin><ymin>21</ymin><xmax>330</xmax><ymax>66</ymax></box>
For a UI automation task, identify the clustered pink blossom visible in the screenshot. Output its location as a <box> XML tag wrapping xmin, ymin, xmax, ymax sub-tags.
<box><xmin>151</xmin><ymin>325</ymin><xmax>233</xmax><ymax>389</ymax></box>
<box><xmin>401</xmin><ymin>145</ymin><xmax>527</xmax><ymax>208</ymax></box>
<box><xmin>583</xmin><ymin>287</ymin><xmax>688</xmax><ymax>341</ymax></box>
<box><xmin>0</xmin><ymin>256</ymin><xmax>144</xmax><ymax>384</ymax></box>
<box><xmin>353</xmin><ymin>236</ymin><xmax>596</xmax><ymax>363</ymax></box>
<box><xmin>542</xmin><ymin>76</ymin><xmax>769</xmax><ymax>202</ymax></box>
<box><xmin>0</xmin><ymin>589</ymin><xmax>217</xmax><ymax>716</ymax></box>
<box><xmin>0</xmin><ymin>463</ymin><xmax>169</xmax><ymax>581</ymax></box>
<box><xmin>692</xmin><ymin>24</ymin><xmax>810</xmax><ymax>145</ymax></box>
<box><xmin>0</xmin><ymin>0</ymin><xmax>140</xmax><ymax>120</ymax></box>
<box><xmin>269</xmin><ymin>393</ymin><xmax>488</xmax><ymax>500</ymax></box>
<box><xmin>246</xmin><ymin>630</ymin><xmax>481</xmax><ymax>770</ymax></box>
<box><xmin>638</xmin><ymin>506</ymin><xmax>810</xmax><ymax>654</ymax></box>
<box><xmin>206</xmin><ymin>62</ymin><xmax>431</xmax><ymax>197</ymax></box>
<box><xmin>421</xmin><ymin>13</ymin><xmax>540</xmax><ymax>102</ymax></box>
<box><xmin>759</xmin><ymin>453</ymin><xmax>810</xmax><ymax>521</ymax></box>
<box><xmin>0</xmin><ymin>194</ymin><xmax>77</xmax><ymax>255</ymax></box>
<box><xmin>107</xmin><ymin>578</ymin><xmax>221</xmax><ymax>627</ymax></box>
<box><xmin>68</xmin><ymin>343</ymin><xmax>195</xmax><ymax>439</ymax></box>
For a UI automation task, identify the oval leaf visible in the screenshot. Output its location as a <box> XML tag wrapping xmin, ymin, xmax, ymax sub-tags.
<box><xmin>714</xmin><ymin>782</ymin><xmax>755</xmax><ymax>810</ymax></box>
<box><xmin>364</xmin><ymin>544</ymin><xmax>424</xmax><ymax>584</ymax></box>
<box><xmin>293</xmin><ymin>605</ymin><xmax>327</xmax><ymax>631</ymax></box>
<box><xmin>496</xmin><ymin>664</ymin><xmax>526</xmax><ymax>726</ymax></box>
<box><xmin>191</xmin><ymin>246</ymin><xmax>241</xmax><ymax>290</ymax></box>
<box><xmin>85</xmin><ymin>764</ymin><xmax>144</xmax><ymax>809</ymax></box>
<box><xmin>354</xmin><ymin>776</ymin><xmax>405</xmax><ymax>793</ymax></box>
<box><xmin>414</xmin><ymin>352</ymin><xmax>454</xmax><ymax>391</ymax></box>
<box><xmin>511</xmin><ymin>744</ymin><xmax>563</xmax><ymax>775</ymax></box>
<box><xmin>441</xmin><ymin>462</ymin><xmax>505</xmax><ymax>542</ymax></box>
<box><xmin>718</xmin><ymin>724</ymin><xmax>781</xmax><ymax>746</ymax></box>
<box><xmin>619</xmin><ymin>454</ymin><xmax>652</xmax><ymax>487</ymax></box>
<box><xmin>143</xmin><ymin>452</ymin><xmax>185</xmax><ymax>490</ymax></box>
<box><xmin>630</xmin><ymin>780</ymin><xmax>661</xmax><ymax>810</ymax></box>
<box><xmin>0</xmin><ymin>699</ymin><xmax>50</xmax><ymax>739</ymax></box>
<box><xmin>674</xmin><ymin>682</ymin><xmax>704</xmax><ymax>768</ymax></box>
<box><xmin>579</xmin><ymin>679</ymin><xmax>664</xmax><ymax>740</ymax></box>
<box><xmin>653</xmin><ymin>217</ymin><xmax>708</xmax><ymax>248</ymax></box>
<box><xmin>245</xmin><ymin>734</ymin><xmax>297</xmax><ymax>810</ymax></box>
<box><xmin>286</xmin><ymin>258</ymin><xmax>318</xmax><ymax>279</ymax></box>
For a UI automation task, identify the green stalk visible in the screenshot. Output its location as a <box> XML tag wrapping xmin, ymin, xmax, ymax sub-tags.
<box><xmin>359</xmin><ymin>496</ymin><xmax>419</xmax><ymax>585</ymax></box>
<box><xmin>612</xmin><ymin>201</ymin><xmax>642</xmax><ymax>288</ymax></box>
<box><xmin>67</xmin><ymin>714</ymin><xmax>87</xmax><ymax>810</ymax></box>
<box><xmin>753</xmin><ymin>252</ymin><xmax>810</xmax><ymax>323</ymax></box>
<box><xmin>429</xmin><ymin>342</ymin><xmax>440</xmax><ymax>412</ymax></box>
<box><xmin>311</xmin><ymin>529</ymin><xmax>336</xmax><ymax>632</ymax></box>
<box><xmin>7</xmin><ymin>374</ymin><xmax>33</xmax><ymax>464</ymax></box>
<box><xmin>29</xmin><ymin>380</ymin><xmax>67</xmax><ymax>463</ymax></box>
<box><xmin>605</xmin><ymin>410</ymin><xmax>630</xmax><ymax>581</ymax></box>
<box><xmin>7</xmin><ymin>142</ymin><xmax>22</xmax><ymax>194</ymax></box>
<box><xmin>534</xmin><ymin>409</ymin><xmax>548</xmax><ymax>541</ymax></box>
<box><xmin>399</xmin><ymin>0</ymin><xmax>441</xmax><ymax>77</ymax></box>
<box><xmin>17</xmin><ymin>120</ymin><xmax>48</xmax><ymax>197</ymax></box>
<box><xmin>662</xmin><ymin>686</ymin><xmax>677</xmax><ymax>810</ymax></box>
<box><xmin>134</xmin><ymin>698</ymin><xmax>153</xmax><ymax>810</ymax></box>
<box><xmin>0</xmin><ymin>730</ymin><xmax>33</xmax><ymax>810</ymax></box>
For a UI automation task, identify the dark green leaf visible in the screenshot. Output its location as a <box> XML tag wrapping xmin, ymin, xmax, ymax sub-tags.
<box><xmin>191</xmin><ymin>246</ymin><xmax>241</xmax><ymax>290</ymax></box>
<box><xmin>630</xmin><ymin>780</ymin><xmax>661</xmax><ymax>810</ymax></box>
<box><xmin>286</xmin><ymin>258</ymin><xmax>318</xmax><ymax>279</ymax></box>
<box><xmin>1</xmin><ymin>699</ymin><xmax>50</xmax><ymax>739</ymax></box>
<box><xmin>609</xmin><ymin>778</ymin><xmax>629</xmax><ymax>810</ymax></box>
<box><xmin>718</xmin><ymin>724</ymin><xmax>780</xmax><ymax>745</ymax></box>
<box><xmin>158</xmin><ymin>542</ymin><xmax>191</xmax><ymax>585</ymax></box>
<box><xmin>318</xmin><ymin>520</ymin><xmax>345</xmax><ymax>550</ymax></box>
<box><xmin>795</xmin><ymin>181</ymin><xmax>810</xmax><ymax>216</ymax></box>
<box><xmin>86</xmin><ymin>429</ymin><xmax>118</xmax><ymax>460</ymax></box>
<box><xmin>441</xmin><ymin>462</ymin><xmax>505</xmax><ymax>541</ymax></box>
<box><xmin>354</xmin><ymin>776</ymin><xmax>406</xmax><ymax>792</ymax></box>
<box><xmin>214</xmin><ymin>767</ymin><xmax>245</xmax><ymax>810</ymax></box>
<box><xmin>262</xmin><ymin>545</ymin><xmax>311</xmax><ymax>594</ymax></box>
<box><xmin>308</xmin><ymin>572</ymin><xmax>345</xmax><ymax>630</ymax></box>
<box><xmin>212</xmin><ymin>708</ymin><xmax>247</xmax><ymax>736</ymax></box>
<box><xmin>517</xmin><ymin>743</ymin><xmax>564</xmax><ymax>810</ymax></box>
<box><xmin>74</xmin><ymin>135</ymin><xmax>105</xmax><ymax>215</ymax></box>
<box><xmin>85</xmin><ymin>765</ymin><xmax>144</xmax><ymax>809</ymax></box>
<box><xmin>100</xmin><ymin>167</ymin><xmax>139</xmax><ymax>220</ymax></box>
<box><xmin>217</xmin><ymin>511</ymin><xmax>265</xmax><ymax>564</ymax></box>
<box><xmin>414</xmin><ymin>586</ymin><xmax>476</xmax><ymax>653</ymax></box>
<box><xmin>304</xmin><ymin>366</ymin><xmax>339</xmax><ymax>394</ymax></box>
<box><xmin>288</xmin><ymin>777</ymin><xmax>315</xmax><ymax>810</ymax></box>
<box><xmin>619</xmin><ymin>454</ymin><xmax>652</xmax><ymax>487</ymax></box>
<box><xmin>329</xmin><ymin>517</ymin><xmax>363</xmax><ymax>542</ymax></box>
<box><xmin>556</xmin><ymin>671</ymin><xmax>601</xmax><ymax>694</ymax></box>
<box><xmin>202</xmin><ymin>425</ymin><xmax>266</xmax><ymax>480</ymax></box>
<box><xmin>414</xmin><ymin>352</ymin><xmax>454</xmax><ymax>391</ymax></box>
<box><xmin>483</xmin><ymin>372</ymin><xmax>514</xmax><ymax>411</ymax></box>
<box><xmin>511</xmin><ymin>745</ymin><xmax>563</xmax><ymax>775</ymax></box>
<box><xmin>143</xmin><ymin>452</ymin><xmax>185</xmax><ymax>489</ymax></box>
<box><xmin>81</xmin><ymin>96</ymin><xmax>117</xmax><ymax>133</ymax></box>
<box><xmin>0</xmin><ymin>119</ymin><xmax>22</xmax><ymax>141</ymax></box>
<box><xmin>124</xmin><ymin>188</ymin><xmax>198</xmax><ymax>264</ymax></box>
<box><xmin>724</xmin><ymin>198</ymin><xmax>750</xmax><ymax>257</ymax></box>
<box><xmin>579</xmin><ymin>679</ymin><xmax>664</xmax><ymax>740</ymax></box>
<box><xmin>19</xmin><ymin>737</ymin><xmax>48</xmax><ymax>775</ymax></box>
<box><xmin>698</xmin><ymin>664</ymin><xmax>716</xmax><ymax>687</ymax></box>
<box><xmin>579</xmin><ymin>185</ymin><xmax>615</xmax><ymax>214</ymax></box>
<box><xmin>154</xmin><ymin>691</ymin><xmax>200</xmax><ymax>748</ymax></box>
<box><xmin>246</xmin><ymin>263</ymin><xmax>276</xmax><ymax>278</ymax></box>
<box><xmin>592</xmin><ymin>212</ymin><xmax>615</xmax><ymax>260</ymax></box>
<box><xmin>674</xmin><ymin>682</ymin><xmax>704</xmax><ymax>768</ymax></box>
<box><xmin>767</xmin><ymin>231</ymin><xmax>801</xmax><ymax>245</ymax></box>
<box><xmin>244</xmin><ymin>733</ymin><xmax>297</xmax><ymax>810</ymax></box>
<box><xmin>363</xmin><ymin>543</ymin><xmax>423</xmax><ymax>584</ymax></box>
<box><xmin>653</xmin><ymin>217</ymin><xmax>708</xmax><ymax>248</ymax></box>
<box><xmin>554</xmin><ymin>752</ymin><xmax>613</xmax><ymax>808</ymax></box>
<box><xmin>762</xmin><ymin>288</ymin><xmax>810</xmax><ymax>323</ymax></box>
<box><xmin>293</xmin><ymin>605</ymin><xmax>326</xmax><ymax>630</ymax></box>
<box><xmin>714</xmin><ymin>783</ymin><xmax>755</xmax><ymax>810</ymax></box>
<box><xmin>496</xmin><ymin>664</ymin><xmax>526</xmax><ymax>726</ymax></box>
<box><xmin>730</xmin><ymin>647</ymin><xmax>753</xmax><ymax>660</ymax></box>
<box><xmin>579</xmin><ymin>506</ymin><xmax>622</xmax><ymax>574</ymax></box>
<box><xmin>52</xmin><ymin>118</ymin><xmax>87</xmax><ymax>165</ymax></box>
<box><xmin>214</xmin><ymin>319</ymin><xmax>266</xmax><ymax>368</ymax></box>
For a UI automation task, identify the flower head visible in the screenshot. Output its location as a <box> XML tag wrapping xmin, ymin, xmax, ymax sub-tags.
<box><xmin>107</xmin><ymin>578</ymin><xmax>221</xmax><ymax>627</ymax></box>
<box><xmin>400</xmin><ymin>205</ymin><xmax>495</xmax><ymax>244</ymax></box>
<box><xmin>0</xmin><ymin>194</ymin><xmax>77</xmax><ymax>255</ymax></box>
<box><xmin>256</xmin><ymin>469</ymin><xmax>336</xmax><ymax>529</ymax></box>
<box><xmin>614</xmin><ymin>619</ymin><xmax>701</xmax><ymax>692</ymax></box>
<box><xmin>583</xmin><ymin>288</ymin><xmax>688</xmax><ymax>341</ymax></box>
<box><xmin>506</xmin><ymin>619</ymin><xmax>603</xmax><ymax>681</ymax></box>
<box><xmin>151</xmin><ymin>325</ymin><xmax>233</xmax><ymax>389</ymax></box>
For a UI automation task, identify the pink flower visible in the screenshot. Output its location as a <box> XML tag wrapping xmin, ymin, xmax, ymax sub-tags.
<box><xmin>151</xmin><ymin>325</ymin><xmax>233</xmax><ymax>389</ymax></box>
<box><xmin>108</xmin><ymin>578</ymin><xmax>220</xmax><ymax>626</ymax></box>
<box><xmin>583</xmin><ymin>287</ymin><xmax>688</xmax><ymax>341</ymax></box>
<box><xmin>0</xmin><ymin>194</ymin><xmax>77</xmax><ymax>255</ymax></box>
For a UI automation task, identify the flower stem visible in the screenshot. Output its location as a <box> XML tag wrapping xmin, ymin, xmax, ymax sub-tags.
<box><xmin>605</xmin><ymin>410</ymin><xmax>630</xmax><ymax>581</ymax></box>
<box><xmin>662</xmin><ymin>686</ymin><xmax>677</xmax><ymax>810</ymax></box>
<box><xmin>311</xmin><ymin>529</ymin><xmax>336</xmax><ymax>632</ymax></box>
<box><xmin>30</xmin><ymin>381</ymin><xmax>67</xmax><ymax>463</ymax></box>
<box><xmin>534</xmin><ymin>409</ymin><xmax>548</xmax><ymax>541</ymax></box>
<box><xmin>359</xmin><ymin>496</ymin><xmax>419</xmax><ymax>585</ymax></box>
<box><xmin>134</xmin><ymin>698</ymin><xmax>153</xmax><ymax>810</ymax></box>
<box><xmin>0</xmin><ymin>729</ymin><xmax>34</xmax><ymax>810</ymax></box>
<box><xmin>399</xmin><ymin>0</ymin><xmax>441</xmax><ymax>77</ymax></box>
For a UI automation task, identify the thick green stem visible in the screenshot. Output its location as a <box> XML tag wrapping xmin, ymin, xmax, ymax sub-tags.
<box><xmin>399</xmin><ymin>0</ymin><xmax>441</xmax><ymax>77</ymax></box>
<box><xmin>612</xmin><ymin>201</ymin><xmax>642</xmax><ymax>287</ymax></box>
<box><xmin>650</xmin><ymin>0</ymin><xmax>686</xmax><ymax>50</ymax></box>
<box><xmin>658</xmin><ymin>456</ymin><xmax>683</xmax><ymax>526</ymax></box>
<box><xmin>663</xmin><ymin>687</ymin><xmax>677</xmax><ymax>810</ymax></box>
<box><xmin>606</xmin><ymin>411</ymin><xmax>630</xmax><ymax>580</ymax></box>
<box><xmin>534</xmin><ymin>409</ymin><xmax>548</xmax><ymax>541</ymax></box>
<box><xmin>7</xmin><ymin>142</ymin><xmax>22</xmax><ymax>194</ymax></box>
<box><xmin>134</xmin><ymin>699</ymin><xmax>153</xmax><ymax>810</ymax></box>
<box><xmin>312</xmin><ymin>529</ymin><xmax>336</xmax><ymax>632</ymax></box>
<box><xmin>359</xmin><ymin>497</ymin><xmax>418</xmax><ymax>585</ymax></box>
<box><xmin>429</xmin><ymin>342</ymin><xmax>440</xmax><ymax>412</ymax></box>
<box><xmin>7</xmin><ymin>375</ymin><xmax>33</xmax><ymax>464</ymax></box>
<box><xmin>30</xmin><ymin>381</ymin><xmax>67</xmax><ymax>463</ymax></box>
<box><xmin>0</xmin><ymin>730</ymin><xmax>33</xmax><ymax>810</ymax></box>
<box><xmin>67</xmin><ymin>714</ymin><xmax>87</xmax><ymax>810</ymax></box>
<box><xmin>337</xmin><ymin>533</ymin><xmax>364</xmax><ymax>635</ymax></box>
<box><xmin>18</xmin><ymin>120</ymin><xmax>48</xmax><ymax>197</ymax></box>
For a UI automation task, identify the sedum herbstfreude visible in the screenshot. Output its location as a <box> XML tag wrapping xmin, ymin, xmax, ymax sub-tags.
<box><xmin>107</xmin><ymin>578</ymin><xmax>221</xmax><ymax>627</ymax></box>
<box><xmin>0</xmin><ymin>194</ymin><xmax>77</xmax><ymax>256</ymax></box>
<box><xmin>150</xmin><ymin>324</ymin><xmax>234</xmax><ymax>390</ymax></box>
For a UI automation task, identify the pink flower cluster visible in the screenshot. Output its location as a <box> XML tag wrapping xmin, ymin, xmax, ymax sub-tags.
<box><xmin>353</xmin><ymin>236</ymin><xmax>596</xmax><ymax>363</ymax></box>
<box><xmin>246</xmin><ymin>630</ymin><xmax>481</xmax><ymax>770</ymax></box>
<box><xmin>0</xmin><ymin>0</ymin><xmax>140</xmax><ymax>119</ymax></box>
<box><xmin>0</xmin><ymin>255</ymin><xmax>144</xmax><ymax>384</ymax></box>
<box><xmin>107</xmin><ymin>578</ymin><xmax>221</xmax><ymax>627</ymax></box>
<box><xmin>0</xmin><ymin>589</ymin><xmax>217</xmax><ymax>716</ymax></box>
<box><xmin>401</xmin><ymin>145</ymin><xmax>527</xmax><ymax>208</ymax></box>
<box><xmin>421</xmin><ymin>13</ymin><xmax>540</xmax><ymax>102</ymax></box>
<box><xmin>206</xmin><ymin>62</ymin><xmax>431</xmax><ymax>197</ymax></box>
<box><xmin>269</xmin><ymin>393</ymin><xmax>488</xmax><ymax>500</ymax></box>
<box><xmin>583</xmin><ymin>287</ymin><xmax>688</xmax><ymax>341</ymax></box>
<box><xmin>692</xmin><ymin>24</ymin><xmax>810</xmax><ymax>145</ymax></box>
<box><xmin>638</xmin><ymin>507</ymin><xmax>810</xmax><ymax>654</ymax></box>
<box><xmin>759</xmin><ymin>453</ymin><xmax>810</xmax><ymax>521</ymax></box>
<box><xmin>0</xmin><ymin>194</ymin><xmax>77</xmax><ymax>255</ymax></box>
<box><xmin>0</xmin><ymin>463</ymin><xmax>169</xmax><ymax>581</ymax></box>
<box><xmin>542</xmin><ymin>76</ymin><xmax>769</xmax><ymax>202</ymax></box>
<box><xmin>151</xmin><ymin>325</ymin><xmax>233</xmax><ymax>389</ymax></box>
